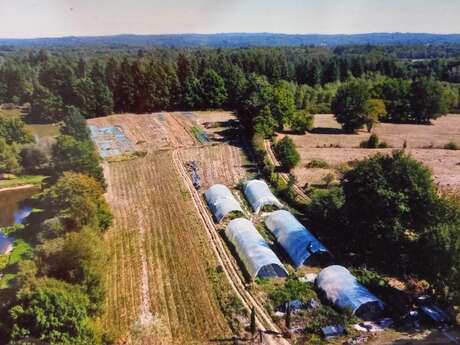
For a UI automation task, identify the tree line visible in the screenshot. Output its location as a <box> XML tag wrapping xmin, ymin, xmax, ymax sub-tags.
<box><xmin>0</xmin><ymin>47</ymin><xmax>459</xmax><ymax>125</ymax></box>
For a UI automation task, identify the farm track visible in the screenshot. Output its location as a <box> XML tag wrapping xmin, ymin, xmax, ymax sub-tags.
<box><xmin>172</xmin><ymin>148</ymin><xmax>290</xmax><ymax>345</ymax></box>
<box><xmin>264</xmin><ymin>140</ymin><xmax>310</xmax><ymax>203</ymax></box>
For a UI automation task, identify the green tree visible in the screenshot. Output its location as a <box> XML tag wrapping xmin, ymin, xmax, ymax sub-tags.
<box><xmin>71</xmin><ymin>78</ymin><xmax>98</xmax><ymax>116</ymax></box>
<box><xmin>0</xmin><ymin>138</ymin><xmax>20</xmax><ymax>174</ymax></box>
<box><xmin>274</xmin><ymin>136</ymin><xmax>300</xmax><ymax>171</ymax></box>
<box><xmin>253</xmin><ymin>106</ymin><xmax>277</xmax><ymax>138</ymax></box>
<box><xmin>61</xmin><ymin>106</ymin><xmax>90</xmax><ymax>141</ymax></box>
<box><xmin>40</xmin><ymin>172</ymin><xmax>112</xmax><ymax>231</ymax></box>
<box><xmin>113</xmin><ymin>58</ymin><xmax>135</xmax><ymax>113</ymax></box>
<box><xmin>51</xmin><ymin>135</ymin><xmax>104</xmax><ymax>185</ymax></box>
<box><xmin>341</xmin><ymin>150</ymin><xmax>439</xmax><ymax>269</ymax></box>
<box><xmin>410</xmin><ymin>77</ymin><xmax>448</xmax><ymax>123</ymax></box>
<box><xmin>365</xmin><ymin>99</ymin><xmax>387</xmax><ymax>132</ymax></box>
<box><xmin>271</xmin><ymin>81</ymin><xmax>296</xmax><ymax>129</ymax></box>
<box><xmin>28</xmin><ymin>85</ymin><xmax>63</xmax><ymax>124</ymax></box>
<box><xmin>418</xmin><ymin>196</ymin><xmax>460</xmax><ymax>303</ymax></box>
<box><xmin>223</xmin><ymin>64</ymin><xmax>247</xmax><ymax>109</ymax></box>
<box><xmin>201</xmin><ymin>69</ymin><xmax>227</xmax><ymax>108</ymax></box>
<box><xmin>0</xmin><ymin>116</ymin><xmax>33</xmax><ymax>144</ymax></box>
<box><xmin>37</xmin><ymin>229</ymin><xmax>107</xmax><ymax>314</ymax></box>
<box><xmin>290</xmin><ymin>110</ymin><xmax>313</xmax><ymax>133</ymax></box>
<box><xmin>331</xmin><ymin>79</ymin><xmax>371</xmax><ymax>133</ymax></box>
<box><xmin>239</xmin><ymin>74</ymin><xmax>274</xmax><ymax>127</ymax></box>
<box><xmin>8</xmin><ymin>278</ymin><xmax>98</xmax><ymax>345</ymax></box>
<box><xmin>373</xmin><ymin>78</ymin><xmax>411</xmax><ymax>122</ymax></box>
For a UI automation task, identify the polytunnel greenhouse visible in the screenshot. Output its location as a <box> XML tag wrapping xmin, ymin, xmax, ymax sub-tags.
<box><xmin>316</xmin><ymin>265</ymin><xmax>384</xmax><ymax>320</ymax></box>
<box><xmin>226</xmin><ymin>218</ymin><xmax>288</xmax><ymax>279</ymax></box>
<box><xmin>243</xmin><ymin>180</ymin><xmax>283</xmax><ymax>214</ymax></box>
<box><xmin>204</xmin><ymin>184</ymin><xmax>243</xmax><ymax>223</ymax></box>
<box><xmin>264</xmin><ymin>210</ymin><xmax>330</xmax><ymax>268</ymax></box>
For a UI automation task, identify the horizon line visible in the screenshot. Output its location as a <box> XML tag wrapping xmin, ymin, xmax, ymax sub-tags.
<box><xmin>1</xmin><ymin>31</ymin><xmax>460</xmax><ymax>41</ymax></box>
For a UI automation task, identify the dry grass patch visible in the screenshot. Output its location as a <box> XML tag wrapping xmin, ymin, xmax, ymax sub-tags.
<box><xmin>282</xmin><ymin>114</ymin><xmax>460</xmax><ymax>191</ymax></box>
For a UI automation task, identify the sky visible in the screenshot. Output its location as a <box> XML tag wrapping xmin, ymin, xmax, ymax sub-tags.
<box><xmin>1</xmin><ymin>0</ymin><xmax>460</xmax><ymax>39</ymax></box>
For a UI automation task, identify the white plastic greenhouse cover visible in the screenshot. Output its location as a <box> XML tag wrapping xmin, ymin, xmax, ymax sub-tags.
<box><xmin>204</xmin><ymin>184</ymin><xmax>243</xmax><ymax>223</ymax></box>
<box><xmin>264</xmin><ymin>210</ymin><xmax>329</xmax><ymax>268</ymax></box>
<box><xmin>316</xmin><ymin>265</ymin><xmax>384</xmax><ymax>317</ymax></box>
<box><xmin>226</xmin><ymin>218</ymin><xmax>288</xmax><ymax>279</ymax></box>
<box><xmin>243</xmin><ymin>180</ymin><xmax>283</xmax><ymax>214</ymax></box>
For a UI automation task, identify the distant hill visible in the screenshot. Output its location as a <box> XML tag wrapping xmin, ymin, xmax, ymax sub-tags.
<box><xmin>1</xmin><ymin>33</ymin><xmax>460</xmax><ymax>48</ymax></box>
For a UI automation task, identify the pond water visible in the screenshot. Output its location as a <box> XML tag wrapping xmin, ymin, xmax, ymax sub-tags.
<box><xmin>0</xmin><ymin>186</ymin><xmax>40</xmax><ymax>227</ymax></box>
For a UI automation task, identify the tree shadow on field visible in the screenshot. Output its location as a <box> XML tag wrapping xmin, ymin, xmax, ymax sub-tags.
<box><xmin>241</xmin><ymin>163</ymin><xmax>258</xmax><ymax>174</ymax></box>
<box><xmin>309</xmin><ymin>127</ymin><xmax>345</xmax><ymax>135</ymax></box>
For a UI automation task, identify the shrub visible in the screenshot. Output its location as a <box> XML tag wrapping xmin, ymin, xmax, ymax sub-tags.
<box><xmin>444</xmin><ymin>141</ymin><xmax>459</xmax><ymax>150</ymax></box>
<box><xmin>359</xmin><ymin>133</ymin><xmax>389</xmax><ymax>149</ymax></box>
<box><xmin>263</xmin><ymin>278</ymin><xmax>317</xmax><ymax>308</ymax></box>
<box><xmin>290</xmin><ymin>110</ymin><xmax>314</xmax><ymax>133</ymax></box>
<box><xmin>360</xmin><ymin>133</ymin><xmax>379</xmax><ymax>148</ymax></box>
<box><xmin>274</xmin><ymin>136</ymin><xmax>300</xmax><ymax>171</ymax></box>
<box><xmin>351</xmin><ymin>267</ymin><xmax>387</xmax><ymax>289</ymax></box>
<box><xmin>8</xmin><ymin>278</ymin><xmax>98</xmax><ymax>344</ymax></box>
<box><xmin>306</xmin><ymin>159</ymin><xmax>329</xmax><ymax>169</ymax></box>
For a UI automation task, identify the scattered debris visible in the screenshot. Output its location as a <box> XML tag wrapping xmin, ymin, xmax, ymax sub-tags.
<box><xmin>344</xmin><ymin>334</ymin><xmax>372</xmax><ymax>344</ymax></box>
<box><xmin>416</xmin><ymin>295</ymin><xmax>451</xmax><ymax>325</ymax></box>
<box><xmin>185</xmin><ymin>161</ymin><xmax>201</xmax><ymax>189</ymax></box>
<box><xmin>402</xmin><ymin>310</ymin><xmax>421</xmax><ymax>330</ymax></box>
<box><xmin>277</xmin><ymin>300</ymin><xmax>305</xmax><ymax>313</ymax></box>
<box><xmin>353</xmin><ymin>318</ymin><xmax>393</xmax><ymax>333</ymax></box>
<box><xmin>299</xmin><ymin>273</ymin><xmax>317</xmax><ymax>283</ymax></box>
<box><xmin>321</xmin><ymin>324</ymin><xmax>346</xmax><ymax>339</ymax></box>
<box><xmin>305</xmin><ymin>298</ymin><xmax>320</xmax><ymax>310</ymax></box>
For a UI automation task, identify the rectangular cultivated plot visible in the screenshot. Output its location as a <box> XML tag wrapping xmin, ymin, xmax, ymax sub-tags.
<box><xmin>103</xmin><ymin>151</ymin><xmax>231</xmax><ymax>343</ymax></box>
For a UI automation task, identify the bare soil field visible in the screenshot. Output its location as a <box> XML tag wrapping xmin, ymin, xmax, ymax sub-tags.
<box><xmin>179</xmin><ymin>145</ymin><xmax>248</xmax><ymax>190</ymax></box>
<box><xmin>178</xmin><ymin>111</ymin><xmax>253</xmax><ymax>193</ymax></box>
<box><xmin>102</xmin><ymin>150</ymin><xmax>232</xmax><ymax>344</ymax></box>
<box><xmin>280</xmin><ymin>114</ymin><xmax>460</xmax><ymax>191</ymax></box>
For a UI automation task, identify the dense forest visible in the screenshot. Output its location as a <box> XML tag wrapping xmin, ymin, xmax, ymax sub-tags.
<box><xmin>0</xmin><ymin>46</ymin><xmax>459</xmax><ymax>126</ymax></box>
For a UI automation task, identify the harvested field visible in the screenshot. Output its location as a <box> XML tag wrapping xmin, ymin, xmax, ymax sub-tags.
<box><xmin>281</xmin><ymin>114</ymin><xmax>460</xmax><ymax>191</ymax></box>
<box><xmin>179</xmin><ymin>145</ymin><xmax>249</xmax><ymax>190</ymax></box>
<box><xmin>103</xmin><ymin>151</ymin><xmax>231</xmax><ymax>343</ymax></box>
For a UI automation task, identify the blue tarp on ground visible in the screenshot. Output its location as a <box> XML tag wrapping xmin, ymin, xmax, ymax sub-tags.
<box><xmin>88</xmin><ymin>125</ymin><xmax>135</xmax><ymax>158</ymax></box>
<box><xmin>264</xmin><ymin>210</ymin><xmax>329</xmax><ymax>268</ymax></box>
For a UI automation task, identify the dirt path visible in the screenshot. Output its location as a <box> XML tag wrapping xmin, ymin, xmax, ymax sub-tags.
<box><xmin>0</xmin><ymin>184</ymin><xmax>35</xmax><ymax>193</ymax></box>
<box><xmin>172</xmin><ymin>149</ymin><xmax>290</xmax><ymax>345</ymax></box>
